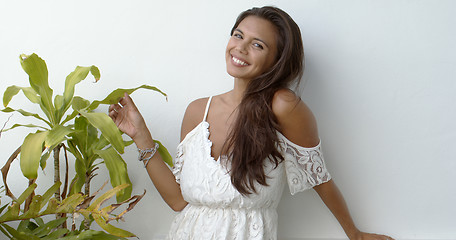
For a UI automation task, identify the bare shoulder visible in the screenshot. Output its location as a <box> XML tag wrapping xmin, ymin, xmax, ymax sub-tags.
<box><xmin>180</xmin><ymin>97</ymin><xmax>209</xmax><ymax>141</ymax></box>
<box><xmin>272</xmin><ymin>89</ymin><xmax>320</xmax><ymax>147</ymax></box>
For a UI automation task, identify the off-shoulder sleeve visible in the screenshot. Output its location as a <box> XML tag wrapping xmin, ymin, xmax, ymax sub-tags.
<box><xmin>278</xmin><ymin>133</ymin><xmax>332</xmax><ymax>195</ymax></box>
<box><xmin>172</xmin><ymin>143</ymin><xmax>184</xmax><ymax>184</ymax></box>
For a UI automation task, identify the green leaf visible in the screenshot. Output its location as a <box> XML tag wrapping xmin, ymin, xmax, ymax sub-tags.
<box><xmin>59</xmin><ymin>230</ymin><xmax>128</xmax><ymax>240</ymax></box>
<box><xmin>41</xmin><ymin>228</ymin><xmax>69</xmax><ymax>240</ymax></box>
<box><xmin>55</xmin><ymin>193</ymin><xmax>85</xmax><ymax>213</ymax></box>
<box><xmin>0</xmin><ymin>205</ymin><xmax>8</xmax><ymax>215</ymax></box>
<box><xmin>33</xmin><ymin>217</ymin><xmax>45</xmax><ymax>226</ymax></box>
<box><xmin>54</xmin><ymin>95</ymin><xmax>64</xmax><ymax>110</ymax></box>
<box><xmin>88</xmin><ymin>184</ymin><xmax>129</xmax><ymax>211</ymax></box>
<box><xmin>38</xmin><ymin>143</ymin><xmax>59</xmax><ymax>170</ymax></box>
<box><xmin>39</xmin><ymin>182</ymin><xmax>62</xmax><ymax>210</ymax></box>
<box><xmin>155</xmin><ymin>140</ymin><xmax>173</xmax><ymax>167</ymax></box>
<box><xmin>60</xmin><ymin>110</ymin><xmax>79</xmax><ymax>125</ymax></box>
<box><xmin>72</xmin><ymin>96</ymin><xmax>90</xmax><ymax>111</ymax></box>
<box><xmin>62</xmin><ymin>66</ymin><xmax>100</xmax><ymax>113</ymax></box>
<box><xmin>20</xmin><ymin>195</ymin><xmax>43</xmax><ymax>219</ymax></box>
<box><xmin>94</xmin><ymin>148</ymin><xmax>132</xmax><ymax>202</ymax></box>
<box><xmin>73</xmin><ymin>116</ymin><xmax>98</xmax><ymax>158</ymax></box>
<box><xmin>3</xmin><ymin>86</ymin><xmax>20</xmax><ymax>107</ymax></box>
<box><xmin>44</xmin><ymin>125</ymin><xmax>73</xmax><ymax>148</ymax></box>
<box><xmin>17</xmin><ymin>219</ymin><xmax>31</xmax><ymax>233</ymax></box>
<box><xmin>87</xmin><ymin>84</ymin><xmax>167</xmax><ymax>111</ymax></box>
<box><xmin>0</xmin><ymin>224</ymin><xmax>12</xmax><ymax>239</ymax></box>
<box><xmin>67</xmin><ymin>141</ymin><xmax>86</xmax><ymax>195</ymax></box>
<box><xmin>54</xmin><ymin>94</ymin><xmax>64</xmax><ymax>122</ymax></box>
<box><xmin>93</xmin><ymin>134</ymin><xmax>110</xmax><ymax>151</ymax></box>
<box><xmin>19</xmin><ymin>53</ymin><xmax>55</xmax><ymax>124</ymax></box>
<box><xmin>39</xmin><ymin>148</ymin><xmax>51</xmax><ymax>170</ymax></box>
<box><xmin>26</xmin><ymin>220</ymin><xmax>39</xmax><ymax>231</ymax></box>
<box><xmin>92</xmin><ymin>213</ymin><xmax>135</xmax><ymax>238</ymax></box>
<box><xmin>0</xmin><ymin>223</ymin><xmax>40</xmax><ymax>240</ymax></box>
<box><xmin>31</xmin><ymin>217</ymin><xmax>67</xmax><ymax>237</ymax></box>
<box><xmin>1</xmin><ymin>107</ymin><xmax>51</xmax><ymax>127</ymax></box>
<box><xmin>1</xmin><ymin>123</ymin><xmax>47</xmax><ymax>132</ymax></box>
<box><xmin>20</xmin><ymin>131</ymin><xmax>49</xmax><ymax>179</ymax></box>
<box><xmin>3</xmin><ymin>86</ymin><xmax>40</xmax><ymax>107</ymax></box>
<box><xmin>78</xmin><ymin>112</ymin><xmax>124</xmax><ymax>154</ymax></box>
<box><xmin>16</xmin><ymin>183</ymin><xmax>38</xmax><ymax>205</ymax></box>
<box><xmin>0</xmin><ymin>203</ymin><xmax>20</xmax><ymax>222</ymax></box>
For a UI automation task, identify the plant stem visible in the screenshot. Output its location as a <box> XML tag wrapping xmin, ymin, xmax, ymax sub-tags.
<box><xmin>53</xmin><ymin>144</ymin><xmax>64</xmax><ymax>228</ymax></box>
<box><xmin>53</xmin><ymin>144</ymin><xmax>62</xmax><ymax>202</ymax></box>
<box><xmin>83</xmin><ymin>170</ymin><xmax>91</xmax><ymax>230</ymax></box>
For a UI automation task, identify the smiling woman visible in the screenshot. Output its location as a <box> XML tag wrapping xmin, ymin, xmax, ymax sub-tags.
<box><xmin>108</xmin><ymin>6</ymin><xmax>394</xmax><ymax>240</ymax></box>
<box><xmin>225</xmin><ymin>16</ymin><xmax>278</xmax><ymax>81</ymax></box>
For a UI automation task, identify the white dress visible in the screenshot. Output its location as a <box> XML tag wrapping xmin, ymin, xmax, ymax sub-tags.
<box><xmin>168</xmin><ymin>97</ymin><xmax>331</xmax><ymax>240</ymax></box>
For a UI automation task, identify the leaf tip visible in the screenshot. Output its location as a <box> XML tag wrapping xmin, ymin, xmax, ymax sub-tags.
<box><xmin>19</xmin><ymin>54</ymin><xmax>28</xmax><ymax>62</ymax></box>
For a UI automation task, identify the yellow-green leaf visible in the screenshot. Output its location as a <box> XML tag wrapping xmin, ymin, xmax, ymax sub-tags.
<box><xmin>58</xmin><ymin>230</ymin><xmax>128</xmax><ymax>240</ymax></box>
<box><xmin>20</xmin><ymin>195</ymin><xmax>43</xmax><ymax>219</ymax></box>
<box><xmin>92</xmin><ymin>213</ymin><xmax>135</xmax><ymax>238</ymax></box>
<box><xmin>72</xmin><ymin>96</ymin><xmax>90</xmax><ymax>111</ymax></box>
<box><xmin>78</xmin><ymin>112</ymin><xmax>124</xmax><ymax>154</ymax></box>
<box><xmin>20</xmin><ymin>131</ymin><xmax>49</xmax><ymax>179</ymax></box>
<box><xmin>0</xmin><ymin>224</ymin><xmax>41</xmax><ymax>240</ymax></box>
<box><xmin>40</xmin><ymin>182</ymin><xmax>61</xmax><ymax>209</ymax></box>
<box><xmin>3</xmin><ymin>86</ymin><xmax>40</xmax><ymax>107</ymax></box>
<box><xmin>1</xmin><ymin>123</ymin><xmax>47</xmax><ymax>132</ymax></box>
<box><xmin>55</xmin><ymin>193</ymin><xmax>84</xmax><ymax>213</ymax></box>
<box><xmin>30</xmin><ymin>217</ymin><xmax>67</xmax><ymax>237</ymax></box>
<box><xmin>16</xmin><ymin>183</ymin><xmax>38</xmax><ymax>205</ymax></box>
<box><xmin>2</xmin><ymin>85</ymin><xmax>20</xmax><ymax>107</ymax></box>
<box><xmin>88</xmin><ymin>184</ymin><xmax>129</xmax><ymax>211</ymax></box>
<box><xmin>54</xmin><ymin>94</ymin><xmax>64</xmax><ymax>121</ymax></box>
<box><xmin>44</xmin><ymin>125</ymin><xmax>73</xmax><ymax>147</ymax></box>
<box><xmin>1</xmin><ymin>107</ymin><xmax>51</xmax><ymax>127</ymax></box>
<box><xmin>95</xmin><ymin>148</ymin><xmax>132</xmax><ymax>202</ymax></box>
<box><xmin>19</xmin><ymin>53</ymin><xmax>55</xmax><ymax>124</ymax></box>
<box><xmin>87</xmin><ymin>85</ymin><xmax>167</xmax><ymax>111</ymax></box>
<box><xmin>62</xmin><ymin>66</ymin><xmax>100</xmax><ymax>114</ymax></box>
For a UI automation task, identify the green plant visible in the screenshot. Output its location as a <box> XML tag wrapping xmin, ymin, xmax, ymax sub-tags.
<box><xmin>0</xmin><ymin>182</ymin><xmax>144</xmax><ymax>239</ymax></box>
<box><xmin>0</xmin><ymin>53</ymin><xmax>172</xmax><ymax>238</ymax></box>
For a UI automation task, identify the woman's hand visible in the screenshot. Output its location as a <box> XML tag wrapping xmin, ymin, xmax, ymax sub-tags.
<box><xmin>350</xmin><ymin>231</ymin><xmax>395</xmax><ymax>240</ymax></box>
<box><xmin>108</xmin><ymin>93</ymin><xmax>150</xmax><ymax>142</ymax></box>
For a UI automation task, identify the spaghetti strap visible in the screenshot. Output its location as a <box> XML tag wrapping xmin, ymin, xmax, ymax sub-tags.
<box><xmin>203</xmin><ymin>96</ymin><xmax>213</xmax><ymax>121</ymax></box>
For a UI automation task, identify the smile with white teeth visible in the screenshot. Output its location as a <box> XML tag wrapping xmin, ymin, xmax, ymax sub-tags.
<box><xmin>232</xmin><ymin>56</ymin><xmax>249</xmax><ymax>66</ymax></box>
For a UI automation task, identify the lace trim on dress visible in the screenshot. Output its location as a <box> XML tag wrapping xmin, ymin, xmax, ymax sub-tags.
<box><xmin>277</xmin><ymin>132</ymin><xmax>332</xmax><ymax>195</ymax></box>
<box><xmin>173</xmin><ymin>143</ymin><xmax>185</xmax><ymax>184</ymax></box>
<box><xmin>173</xmin><ymin>97</ymin><xmax>213</xmax><ymax>184</ymax></box>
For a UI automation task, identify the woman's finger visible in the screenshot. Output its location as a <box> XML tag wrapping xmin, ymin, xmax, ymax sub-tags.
<box><xmin>119</xmin><ymin>93</ymin><xmax>137</xmax><ymax>109</ymax></box>
<box><xmin>110</xmin><ymin>103</ymin><xmax>122</xmax><ymax>112</ymax></box>
<box><xmin>108</xmin><ymin>109</ymin><xmax>118</xmax><ymax>120</ymax></box>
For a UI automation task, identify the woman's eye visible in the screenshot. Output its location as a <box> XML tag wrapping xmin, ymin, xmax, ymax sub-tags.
<box><xmin>253</xmin><ymin>43</ymin><xmax>264</xmax><ymax>49</ymax></box>
<box><xmin>233</xmin><ymin>33</ymin><xmax>243</xmax><ymax>39</ymax></box>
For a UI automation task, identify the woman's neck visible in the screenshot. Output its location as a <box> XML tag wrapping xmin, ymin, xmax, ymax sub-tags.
<box><xmin>229</xmin><ymin>77</ymin><xmax>249</xmax><ymax>105</ymax></box>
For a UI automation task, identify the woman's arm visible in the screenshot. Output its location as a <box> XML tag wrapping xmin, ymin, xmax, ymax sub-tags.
<box><xmin>109</xmin><ymin>93</ymin><xmax>187</xmax><ymax>211</ymax></box>
<box><xmin>314</xmin><ymin>180</ymin><xmax>393</xmax><ymax>240</ymax></box>
<box><xmin>272</xmin><ymin>89</ymin><xmax>393</xmax><ymax>240</ymax></box>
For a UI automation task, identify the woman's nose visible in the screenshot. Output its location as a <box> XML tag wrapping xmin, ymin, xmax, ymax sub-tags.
<box><xmin>235</xmin><ymin>41</ymin><xmax>248</xmax><ymax>54</ymax></box>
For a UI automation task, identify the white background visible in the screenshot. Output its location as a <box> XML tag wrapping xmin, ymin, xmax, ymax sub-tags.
<box><xmin>0</xmin><ymin>0</ymin><xmax>455</xmax><ymax>239</ymax></box>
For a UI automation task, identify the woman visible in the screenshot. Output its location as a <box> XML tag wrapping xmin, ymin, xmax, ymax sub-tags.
<box><xmin>109</xmin><ymin>6</ymin><xmax>394</xmax><ymax>240</ymax></box>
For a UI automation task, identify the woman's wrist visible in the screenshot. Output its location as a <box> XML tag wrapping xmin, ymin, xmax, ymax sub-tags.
<box><xmin>132</xmin><ymin>129</ymin><xmax>155</xmax><ymax>149</ymax></box>
<box><xmin>347</xmin><ymin>228</ymin><xmax>361</xmax><ymax>240</ymax></box>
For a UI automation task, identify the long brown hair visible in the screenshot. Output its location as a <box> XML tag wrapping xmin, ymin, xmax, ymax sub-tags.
<box><xmin>224</xmin><ymin>6</ymin><xmax>305</xmax><ymax>195</ymax></box>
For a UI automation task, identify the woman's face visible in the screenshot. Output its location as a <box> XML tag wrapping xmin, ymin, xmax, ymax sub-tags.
<box><xmin>225</xmin><ymin>16</ymin><xmax>278</xmax><ymax>82</ymax></box>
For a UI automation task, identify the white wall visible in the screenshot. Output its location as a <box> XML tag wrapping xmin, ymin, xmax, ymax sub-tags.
<box><xmin>0</xmin><ymin>0</ymin><xmax>454</xmax><ymax>239</ymax></box>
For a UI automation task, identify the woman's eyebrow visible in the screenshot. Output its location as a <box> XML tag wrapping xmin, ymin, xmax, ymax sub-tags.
<box><xmin>234</xmin><ymin>28</ymin><xmax>270</xmax><ymax>48</ymax></box>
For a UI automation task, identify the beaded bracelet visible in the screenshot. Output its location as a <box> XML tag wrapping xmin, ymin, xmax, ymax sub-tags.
<box><xmin>138</xmin><ymin>143</ymin><xmax>159</xmax><ymax>168</ymax></box>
